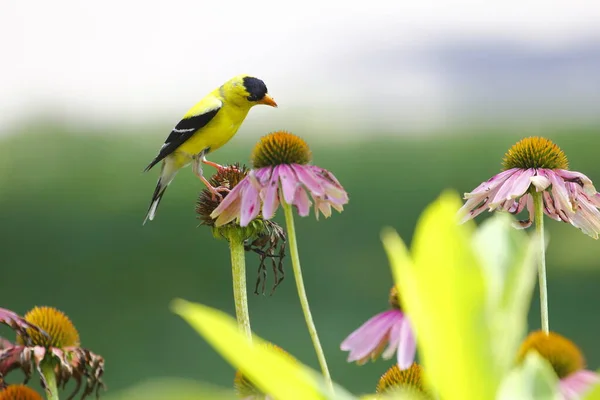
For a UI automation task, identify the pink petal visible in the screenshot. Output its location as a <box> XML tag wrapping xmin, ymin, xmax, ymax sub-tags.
<box><xmin>557</xmin><ymin>170</ymin><xmax>597</xmax><ymax>194</ymax></box>
<box><xmin>396</xmin><ymin>317</ymin><xmax>417</xmax><ymax>370</ymax></box>
<box><xmin>489</xmin><ymin>169</ymin><xmax>532</xmax><ymax>207</ymax></box>
<box><xmin>261</xmin><ymin>166</ymin><xmax>281</xmax><ymax>220</ymax></box>
<box><xmin>293</xmin><ymin>187</ymin><xmax>312</xmax><ymax>217</ymax></box>
<box><xmin>547</xmin><ymin>171</ymin><xmax>574</xmax><ymax>214</ymax></box>
<box><xmin>277</xmin><ymin>164</ymin><xmax>299</xmax><ymax>204</ymax></box>
<box><xmin>382</xmin><ymin>315</ymin><xmax>404</xmax><ymax>359</ymax></box>
<box><xmin>210</xmin><ymin>179</ymin><xmax>247</xmax><ymax>218</ymax></box>
<box><xmin>214</xmin><ymin>196</ymin><xmax>242</xmax><ymax>227</ymax></box>
<box><xmin>240</xmin><ymin>183</ymin><xmax>261</xmax><ymax>227</ymax></box>
<box><xmin>560</xmin><ymin>370</ymin><xmax>600</xmax><ymax>400</ymax></box>
<box><xmin>341</xmin><ymin>310</ymin><xmax>402</xmax><ymax>363</ymax></box>
<box><xmin>292</xmin><ymin>164</ymin><xmax>325</xmax><ymax>196</ymax></box>
<box><xmin>464</xmin><ymin>169</ymin><xmax>518</xmax><ymax>198</ymax></box>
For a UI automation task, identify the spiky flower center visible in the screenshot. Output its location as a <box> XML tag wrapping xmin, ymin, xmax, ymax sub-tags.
<box><xmin>197</xmin><ymin>164</ymin><xmax>249</xmax><ymax>227</ymax></box>
<box><xmin>517</xmin><ymin>331</ymin><xmax>584</xmax><ymax>378</ymax></box>
<box><xmin>251</xmin><ymin>131</ymin><xmax>312</xmax><ymax>169</ymax></box>
<box><xmin>0</xmin><ymin>385</ymin><xmax>44</xmax><ymax>400</ymax></box>
<box><xmin>17</xmin><ymin>307</ymin><xmax>80</xmax><ymax>348</ymax></box>
<box><xmin>376</xmin><ymin>363</ymin><xmax>425</xmax><ymax>394</ymax></box>
<box><xmin>234</xmin><ymin>344</ymin><xmax>294</xmax><ymax>398</ymax></box>
<box><xmin>502</xmin><ymin>137</ymin><xmax>569</xmax><ymax>170</ymax></box>
<box><xmin>389</xmin><ymin>286</ymin><xmax>402</xmax><ymax>310</ymax></box>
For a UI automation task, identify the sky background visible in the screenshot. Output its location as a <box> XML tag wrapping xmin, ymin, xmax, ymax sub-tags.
<box><xmin>3</xmin><ymin>0</ymin><xmax>600</xmax><ymax>137</ymax></box>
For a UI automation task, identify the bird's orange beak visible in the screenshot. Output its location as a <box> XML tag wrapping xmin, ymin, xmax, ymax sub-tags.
<box><xmin>258</xmin><ymin>94</ymin><xmax>278</xmax><ymax>107</ymax></box>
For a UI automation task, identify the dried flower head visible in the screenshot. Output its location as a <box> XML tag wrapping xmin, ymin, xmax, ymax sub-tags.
<box><xmin>0</xmin><ymin>307</ymin><xmax>105</xmax><ymax>400</ymax></box>
<box><xmin>233</xmin><ymin>343</ymin><xmax>294</xmax><ymax>399</ymax></box>
<box><xmin>459</xmin><ymin>136</ymin><xmax>600</xmax><ymax>238</ymax></box>
<box><xmin>341</xmin><ymin>286</ymin><xmax>416</xmax><ymax>369</ymax></box>
<box><xmin>376</xmin><ymin>363</ymin><xmax>427</xmax><ymax>395</ymax></box>
<box><xmin>211</xmin><ymin>131</ymin><xmax>348</xmax><ymax>226</ymax></box>
<box><xmin>0</xmin><ymin>385</ymin><xmax>43</xmax><ymax>400</ymax></box>
<box><xmin>518</xmin><ymin>330</ymin><xmax>599</xmax><ymax>399</ymax></box>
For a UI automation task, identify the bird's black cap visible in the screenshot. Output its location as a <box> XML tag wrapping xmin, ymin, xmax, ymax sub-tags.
<box><xmin>243</xmin><ymin>76</ymin><xmax>268</xmax><ymax>102</ymax></box>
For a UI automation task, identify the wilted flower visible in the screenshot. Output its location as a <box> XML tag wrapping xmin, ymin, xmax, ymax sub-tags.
<box><xmin>211</xmin><ymin>131</ymin><xmax>348</xmax><ymax>227</ymax></box>
<box><xmin>459</xmin><ymin>137</ymin><xmax>600</xmax><ymax>238</ymax></box>
<box><xmin>197</xmin><ymin>165</ymin><xmax>287</xmax><ymax>294</ymax></box>
<box><xmin>0</xmin><ymin>384</ymin><xmax>43</xmax><ymax>400</ymax></box>
<box><xmin>340</xmin><ymin>286</ymin><xmax>416</xmax><ymax>369</ymax></box>
<box><xmin>517</xmin><ymin>330</ymin><xmax>599</xmax><ymax>400</ymax></box>
<box><xmin>376</xmin><ymin>363</ymin><xmax>430</xmax><ymax>398</ymax></box>
<box><xmin>233</xmin><ymin>343</ymin><xmax>294</xmax><ymax>399</ymax></box>
<box><xmin>0</xmin><ymin>307</ymin><xmax>105</xmax><ymax>399</ymax></box>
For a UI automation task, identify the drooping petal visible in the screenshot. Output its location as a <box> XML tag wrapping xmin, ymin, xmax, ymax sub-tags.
<box><xmin>547</xmin><ymin>170</ymin><xmax>574</xmax><ymax>214</ymax></box>
<box><xmin>293</xmin><ymin>187</ymin><xmax>311</xmax><ymax>217</ymax></box>
<box><xmin>340</xmin><ymin>310</ymin><xmax>402</xmax><ymax>363</ymax></box>
<box><xmin>396</xmin><ymin>318</ymin><xmax>417</xmax><ymax>370</ymax></box>
<box><xmin>211</xmin><ymin>179</ymin><xmax>248</xmax><ymax>219</ymax></box>
<box><xmin>559</xmin><ymin>370</ymin><xmax>600</xmax><ymax>400</ymax></box>
<box><xmin>240</xmin><ymin>182</ymin><xmax>261</xmax><ymax>227</ymax></box>
<box><xmin>489</xmin><ymin>169</ymin><xmax>533</xmax><ymax>207</ymax></box>
<box><xmin>464</xmin><ymin>169</ymin><xmax>519</xmax><ymax>199</ymax></box>
<box><xmin>261</xmin><ymin>166</ymin><xmax>281</xmax><ymax>220</ymax></box>
<box><xmin>556</xmin><ymin>170</ymin><xmax>597</xmax><ymax>195</ymax></box>
<box><xmin>277</xmin><ymin>165</ymin><xmax>299</xmax><ymax>204</ymax></box>
<box><xmin>292</xmin><ymin>165</ymin><xmax>325</xmax><ymax>197</ymax></box>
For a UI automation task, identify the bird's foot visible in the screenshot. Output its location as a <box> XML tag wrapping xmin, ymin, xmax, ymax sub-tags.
<box><xmin>208</xmin><ymin>185</ymin><xmax>231</xmax><ymax>201</ymax></box>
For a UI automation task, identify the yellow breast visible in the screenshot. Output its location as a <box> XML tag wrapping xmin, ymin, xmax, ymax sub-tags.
<box><xmin>175</xmin><ymin>105</ymin><xmax>250</xmax><ymax>157</ymax></box>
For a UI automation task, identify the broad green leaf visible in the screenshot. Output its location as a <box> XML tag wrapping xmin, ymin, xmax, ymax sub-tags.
<box><xmin>584</xmin><ymin>381</ymin><xmax>600</xmax><ymax>400</ymax></box>
<box><xmin>497</xmin><ymin>352</ymin><xmax>560</xmax><ymax>400</ymax></box>
<box><xmin>172</xmin><ymin>299</ymin><xmax>355</xmax><ymax>400</ymax></box>
<box><xmin>382</xmin><ymin>191</ymin><xmax>499</xmax><ymax>400</ymax></box>
<box><xmin>474</xmin><ymin>213</ymin><xmax>538</xmax><ymax>373</ymax></box>
<box><xmin>102</xmin><ymin>377</ymin><xmax>237</xmax><ymax>400</ymax></box>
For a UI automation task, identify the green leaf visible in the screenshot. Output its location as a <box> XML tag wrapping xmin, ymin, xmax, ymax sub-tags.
<box><xmin>474</xmin><ymin>213</ymin><xmax>538</xmax><ymax>373</ymax></box>
<box><xmin>497</xmin><ymin>352</ymin><xmax>560</xmax><ymax>400</ymax></box>
<box><xmin>383</xmin><ymin>191</ymin><xmax>499</xmax><ymax>400</ymax></box>
<box><xmin>102</xmin><ymin>378</ymin><xmax>237</xmax><ymax>400</ymax></box>
<box><xmin>172</xmin><ymin>299</ymin><xmax>355</xmax><ymax>400</ymax></box>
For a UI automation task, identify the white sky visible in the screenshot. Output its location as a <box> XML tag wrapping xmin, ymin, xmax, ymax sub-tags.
<box><xmin>2</xmin><ymin>0</ymin><xmax>600</xmax><ymax>135</ymax></box>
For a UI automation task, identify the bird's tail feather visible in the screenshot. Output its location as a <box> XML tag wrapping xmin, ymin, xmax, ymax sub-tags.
<box><xmin>143</xmin><ymin>161</ymin><xmax>179</xmax><ymax>225</ymax></box>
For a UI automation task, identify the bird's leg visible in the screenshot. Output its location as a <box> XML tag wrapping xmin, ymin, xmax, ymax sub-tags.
<box><xmin>201</xmin><ymin>156</ymin><xmax>224</xmax><ymax>170</ymax></box>
<box><xmin>193</xmin><ymin>154</ymin><xmax>230</xmax><ymax>201</ymax></box>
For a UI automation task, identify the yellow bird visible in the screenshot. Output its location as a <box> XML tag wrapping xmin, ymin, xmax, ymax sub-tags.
<box><xmin>143</xmin><ymin>75</ymin><xmax>277</xmax><ymax>224</ymax></box>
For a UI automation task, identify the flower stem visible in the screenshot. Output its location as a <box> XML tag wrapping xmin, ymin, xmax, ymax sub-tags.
<box><xmin>228</xmin><ymin>234</ymin><xmax>252</xmax><ymax>342</ymax></box>
<box><xmin>41</xmin><ymin>359</ymin><xmax>60</xmax><ymax>400</ymax></box>
<box><xmin>533</xmin><ymin>191</ymin><xmax>549</xmax><ymax>334</ymax></box>
<box><xmin>282</xmin><ymin>201</ymin><xmax>333</xmax><ymax>393</ymax></box>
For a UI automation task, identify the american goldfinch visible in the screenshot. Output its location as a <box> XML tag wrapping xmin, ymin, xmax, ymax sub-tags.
<box><xmin>143</xmin><ymin>75</ymin><xmax>277</xmax><ymax>224</ymax></box>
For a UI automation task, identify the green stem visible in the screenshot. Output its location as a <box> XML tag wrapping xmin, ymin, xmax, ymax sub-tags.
<box><xmin>41</xmin><ymin>359</ymin><xmax>59</xmax><ymax>400</ymax></box>
<box><xmin>228</xmin><ymin>234</ymin><xmax>252</xmax><ymax>342</ymax></box>
<box><xmin>533</xmin><ymin>191</ymin><xmax>549</xmax><ymax>334</ymax></box>
<box><xmin>282</xmin><ymin>202</ymin><xmax>333</xmax><ymax>393</ymax></box>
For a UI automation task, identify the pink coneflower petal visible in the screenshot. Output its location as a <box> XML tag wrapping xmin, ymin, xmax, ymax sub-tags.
<box><xmin>214</xmin><ymin>195</ymin><xmax>243</xmax><ymax>226</ymax></box>
<box><xmin>464</xmin><ymin>169</ymin><xmax>518</xmax><ymax>199</ymax></box>
<box><xmin>293</xmin><ymin>187</ymin><xmax>312</xmax><ymax>217</ymax></box>
<box><xmin>261</xmin><ymin>167</ymin><xmax>280</xmax><ymax>220</ymax></box>
<box><xmin>341</xmin><ymin>310</ymin><xmax>402</xmax><ymax>363</ymax></box>
<box><xmin>396</xmin><ymin>318</ymin><xmax>417</xmax><ymax>370</ymax></box>
<box><xmin>490</xmin><ymin>169</ymin><xmax>532</xmax><ymax>206</ymax></box>
<box><xmin>240</xmin><ymin>183</ymin><xmax>261</xmax><ymax>227</ymax></box>
<box><xmin>293</xmin><ymin>165</ymin><xmax>325</xmax><ymax>196</ymax></box>
<box><xmin>560</xmin><ymin>370</ymin><xmax>600</xmax><ymax>400</ymax></box>
<box><xmin>557</xmin><ymin>170</ymin><xmax>596</xmax><ymax>194</ymax></box>
<box><xmin>382</xmin><ymin>314</ymin><xmax>404</xmax><ymax>360</ymax></box>
<box><xmin>211</xmin><ymin>181</ymin><xmax>245</xmax><ymax>218</ymax></box>
<box><xmin>547</xmin><ymin>171</ymin><xmax>574</xmax><ymax>214</ymax></box>
<box><xmin>277</xmin><ymin>164</ymin><xmax>299</xmax><ymax>204</ymax></box>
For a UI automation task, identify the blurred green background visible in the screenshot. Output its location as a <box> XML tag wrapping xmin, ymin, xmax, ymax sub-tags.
<box><xmin>0</xmin><ymin>122</ymin><xmax>599</xmax><ymax>396</ymax></box>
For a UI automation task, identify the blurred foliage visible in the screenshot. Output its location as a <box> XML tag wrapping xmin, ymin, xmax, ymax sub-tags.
<box><xmin>0</xmin><ymin>123</ymin><xmax>599</xmax><ymax>397</ymax></box>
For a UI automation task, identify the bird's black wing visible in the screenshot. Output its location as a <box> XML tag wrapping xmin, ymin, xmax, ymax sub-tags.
<box><xmin>144</xmin><ymin>107</ymin><xmax>221</xmax><ymax>172</ymax></box>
